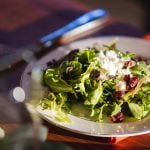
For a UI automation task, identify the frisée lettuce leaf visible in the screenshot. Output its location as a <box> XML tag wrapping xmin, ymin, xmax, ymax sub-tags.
<box><xmin>40</xmin><ymin>43</ymin><xmax>150</xmax><ymax>123</ymax></box>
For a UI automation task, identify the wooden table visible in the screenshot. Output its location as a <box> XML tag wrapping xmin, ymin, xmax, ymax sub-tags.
<box><xmin>0</xmin><ymin>0</ymin><xmax>149</xmax><ymax>150</ymax></box>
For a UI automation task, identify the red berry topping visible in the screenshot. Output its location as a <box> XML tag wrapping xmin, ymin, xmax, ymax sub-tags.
<box><xmin>111</xmin><ymin>112</ymin><xmax>124</xmax><ymax>123</ymax></box>
<box><xmin>124</xmin><ymin>74</ymin><xmax>131</xmax><ymax>85</ymax></box>
<box><xmin>124</xmin><ymin>60</ymin><xmax>135</xmax><ymax>68</ymax></box>
<box><xmin>129</xmin><ymin>76</ymin><xmax>139</xmax><ymax>89</ymax></box>
<box><xmin>115</xmin><ymin>91</ymin><xmax>123</xmax><ymax>99</ymax></box>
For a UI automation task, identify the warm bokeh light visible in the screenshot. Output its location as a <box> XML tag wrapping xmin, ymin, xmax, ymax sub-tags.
<box><xmin>0</xmin><ymin>127</ymin><xmax>5</xmax><ymax>139</ymax></box>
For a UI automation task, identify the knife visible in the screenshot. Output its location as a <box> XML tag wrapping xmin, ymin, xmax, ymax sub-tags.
<box><xmin>0</xmin><ymin>9</ymin><xmax>110</xmax><ymax>71</ymax></box>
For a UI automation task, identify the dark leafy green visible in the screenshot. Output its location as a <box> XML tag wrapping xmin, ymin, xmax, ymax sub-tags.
<box><xmin>40</xmin><ymin>44</ymin><xmax>150</xmax><ymax>123</ymax></box>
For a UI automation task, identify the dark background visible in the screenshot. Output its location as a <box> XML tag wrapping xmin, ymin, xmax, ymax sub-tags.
<box><xmin>0</xmin><ymin>0</ymin><xmax>149</xmax><ymax>48</ymax></box>
<box><xmin>78</xmin><ymin>0</ymin><xmax>150</xmax><ymax>32</ymax></box>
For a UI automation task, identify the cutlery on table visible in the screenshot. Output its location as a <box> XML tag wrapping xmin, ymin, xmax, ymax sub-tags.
<box><xmin>0</xmin><ymin>9</ymin><xmax>110</xmax><ymax>71</ymax></box>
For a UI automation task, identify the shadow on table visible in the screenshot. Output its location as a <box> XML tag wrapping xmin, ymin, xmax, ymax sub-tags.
<box><xmin>45</xmin><ymin>121</ymin><xmax>116</xmax><ymax>144</ymax></box>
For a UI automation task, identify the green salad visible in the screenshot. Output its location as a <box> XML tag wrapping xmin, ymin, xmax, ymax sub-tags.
<box><xmin>40</xmin><ymin>42</ymin><xmax>150</xmax><ymax>123</ymax></box>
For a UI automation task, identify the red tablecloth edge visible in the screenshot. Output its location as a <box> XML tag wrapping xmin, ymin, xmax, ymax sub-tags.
<box><xmin>110</xmin><ymin>136</ymin><xmax>128</xmax><ymax>144</ymax></box>
<box><xmin>144</xmin><ymin>33</ymin><xmax>150</xmax><ymax>40</ymax></box>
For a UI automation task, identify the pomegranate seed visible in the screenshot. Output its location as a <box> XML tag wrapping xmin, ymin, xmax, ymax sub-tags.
<box><xmin>115</xmin><ymin>91</ymin><xmax>123</xmax><ymax>99</ymax></box>
<box><xmin>129</xmin><ymin>76</ymin><xmax>139</xmax><ymax>88</ymax></box>
<box><xmin>111</xmin><ymin>112</ymin><xmax>124</xmax><ymax>123</ymax></box>
<box><xmin>124</xmin><ymin>60</ymin><xmax>135</xmax><ymax>68</ymax></box>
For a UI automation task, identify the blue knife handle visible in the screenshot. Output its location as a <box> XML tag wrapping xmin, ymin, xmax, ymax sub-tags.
<box><xmin>40</xmin><ymin>9</ymin><xmax>108</xmax><ymax>46</ymax></box>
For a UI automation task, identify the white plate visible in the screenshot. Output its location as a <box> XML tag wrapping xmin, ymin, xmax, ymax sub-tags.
<box><xmin>21</xmin><ymin>36</ymin><xmax>150</xmax><ymax>137</ymax></box>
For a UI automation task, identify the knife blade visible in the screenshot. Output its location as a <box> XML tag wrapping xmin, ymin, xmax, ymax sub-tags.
<box><xmin>0</xmin><ymin>9</ymin><xmax>109</xmax><ymax>72</ymax></box>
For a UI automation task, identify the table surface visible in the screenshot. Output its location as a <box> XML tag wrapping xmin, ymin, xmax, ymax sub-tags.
<box><xmin>0</xmin><ymin>0</ymin><xmax>149</xmax><ymax>150</ymax></box>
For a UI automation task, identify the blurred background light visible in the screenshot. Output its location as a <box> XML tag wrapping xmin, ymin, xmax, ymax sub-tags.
<box><xmin>13</xmin><ymin>87</ymin><xmax>25</xmax><ymax>102</ymax></box>
<box><xmin>0</xmin><ymin>127</ymin><xmax>5</xmax><ymax>139</ymax></box>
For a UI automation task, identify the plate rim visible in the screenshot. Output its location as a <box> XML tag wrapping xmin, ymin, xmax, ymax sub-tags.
<box><xmin>21</xmin><ymin>36</ymin><xmax>150</xmax><ymax>137</ymax></box>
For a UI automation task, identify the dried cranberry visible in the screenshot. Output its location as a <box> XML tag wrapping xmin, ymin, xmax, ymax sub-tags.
<box><xmin>124</xmin><ymin>74</ymin><xmax>131</xmax><ymax>85</ymax></box>
<box><xmin>110</xmin><ymin>112</ymin><xmax>124</xmax><ymax>123</ymax></box>
<box><xmin>124</xmin><ymin>60</ymin><xmax>135</xmax><ymax>68</ymax></box>
<box><xmin>115</xmin><ymin>91</ymin><xmax>123</xmax><ymax>99</ymax></box>
<box><xmin>129</xmin><ymin>76</ymin><xmax>139</xmax><ymax>89</ymax></box>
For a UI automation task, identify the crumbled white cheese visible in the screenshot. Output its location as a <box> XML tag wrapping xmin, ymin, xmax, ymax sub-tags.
<box><xmin>117</xmin><ymin>68</ymin><xmax>132</xmax><ymax>79</ymax></box>
<box><xmin>115</xmin><ymin>80</ymin><xmax>127</xmax><ymax>91</ymax></box>
<box><xmin>106</xmin><ymin>50</ymin><xmax>118</xmax><ymax>62</ymax></box>
<box><xmin>99</xmin><ymin>50</ymin><xmax>132</xmax><ymax>77</ymax></box>
<box><xmin>102</xmin><ymin>60</ymin><xmax>117</xmax><ymax>76</ymax></box>
<box><xmin>99</xmin><ymin>50</ymin><xmax>122</xmax><ymax>76</ymax></box>
<box><xmin>99</xmin><ymin>51</ymin><xmax>117</xmax><ymax>76</ymax></box>
<box><xmin>99</xmin><ymin>51</ymin><xmax>105</xmax><ymax>58</ymax></box>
